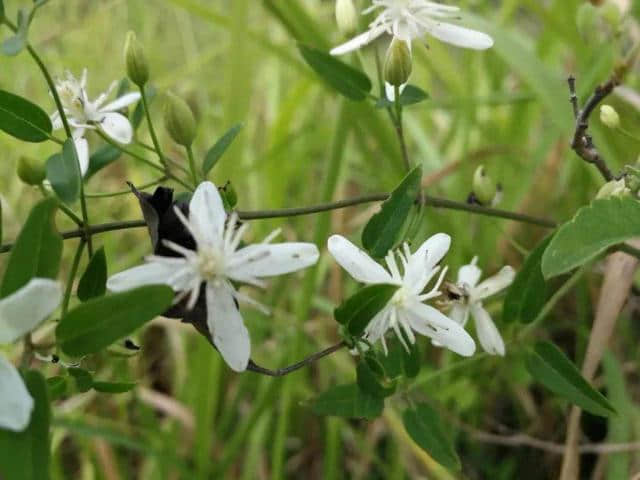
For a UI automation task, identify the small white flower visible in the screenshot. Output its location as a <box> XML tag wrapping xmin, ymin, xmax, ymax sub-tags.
<box><xmin>0</xmin><ymin>278</ymin><xmax>62</xmax><ymax>432</ymax></box>
<box><xmin>448</xmin><ymin>257</ymin><xmax>514</xmax><ymax>356</ymax></box>
<box><xmin>330</xmin><ymin>0</ymin><xmax>493</xmax><ymax>100</ymax></box>
<box><xmin>328</xmin><ymin>233</ymin><xmax>475</xmax><ymax>356</ymax></box>
<box><xmin>107</xmin><ymin>181</ymin><xmax>320</xmax><ymax>372</ymax></box>
<box><xmin>50</xmin><ymin>69</ymin><xmax>141</xmax><ymax>175</ymax></box>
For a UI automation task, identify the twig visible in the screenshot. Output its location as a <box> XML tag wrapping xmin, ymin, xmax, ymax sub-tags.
<box><xmin>246</xmin><ymin>341</ymin><xmax>346</xmax><ymax>377</ymax></box>
<box><xmin>568</xmin><ymin>75</ymin><xmax>618</xmax><ymax>181</ymax></box>
<box><xmin>0</xmin><ymin>192</ymin><xmax>556</xmax><ymax>253</ymax></box>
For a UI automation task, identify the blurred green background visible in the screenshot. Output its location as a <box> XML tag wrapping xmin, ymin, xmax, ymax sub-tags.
<box><xmin>1</xmin><ymin>0</ymin><xmax>639</xmax><ymax>478</ymax></box>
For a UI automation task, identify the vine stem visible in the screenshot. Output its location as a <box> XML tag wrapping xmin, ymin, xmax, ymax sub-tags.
<box><xmin>0</xmin><ymin>192</ymin><xmax>556</xmax><ymax>253</ymax></box>
<box><xmin>96</xmin><ymin>130</ymin><xmax>193</xmax><ymax>190</ymax></box>
<box><xmin>394</xmin><ymin>84</ymin><xmax>411</xmax><ymax>172</ymax></box>
<box><xmin>3</xmin><ymin>18</ymin><xmax>94</xmax><ymax>255</ymax></box>
<box><xmin>247</xmin><ymin>341</ymin><xmax>346</xmax><ymax>377</ymax></box>
<box><xmin>140</xmin><ymin>85</ymin><xmax>168</xmax><ymax>170</ymax></box>
<box><xmin>61</xmin><ymin>240</ymin><xmax>86</xmax><ymax>316</ymax></box>
<box><xmin>185</xmin><ymin>145</ymin><xmax>199</xmax><ymax>185</ymax></box>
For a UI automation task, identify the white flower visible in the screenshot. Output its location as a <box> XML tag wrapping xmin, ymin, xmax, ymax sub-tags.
<box><xmin>107</xmin><ymin>181</ymin><xmax>320</xmax><ymax>372</ymax></box>
<box><xmin>0</xmin><ymin>279</ymin><xmax>62</xmax><ymax>432</ymax></box>
<box><xmin>328</xmin><ymin>234</ymin><xmax>475</xmax><ymax>356</ymax></box>
<box><xmin>448</xmin><ymin>257</ymin><xmax>514</xmax><ymax>356</ymax></box>
<box><xmin>50</xmin><ymin>69</ymin><xmax>141</xmax><ymax>175</ymax></box>
<box><xmin>330</xmin><ymin>0</ymin><xmax>494</xmax><ymax>100</ymax></box>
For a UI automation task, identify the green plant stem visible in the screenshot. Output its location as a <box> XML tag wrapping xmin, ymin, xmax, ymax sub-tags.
<box><xmin>614</xmin><ymin>243</ymin><xmax>640</xmax><ymax>260</ymax></box>
<box><xmin>185</xmin><ymin>145</ymin><xmax>199</xmax><ymax>185</ymax></box>
<box><xmin>394</xmin><ymin>84</ymin><xmax>411</xmax><ymax>171</ymax></box>
<box><xmin>3</xmin><ymin>18</ymin><xmax>95</xmax><ymax>255</ymax></box>
<box><xmin>0</xmin><ymin>192</ymin><xmax>556</xmax><ymax>254</ymax></box>
<box><xmin>61</xmin><ymin>240</ymin><xmax>86</xmax><ymax>316</ymax></box>
<box><xmin>519</xmin><ymin>264</ymin><xmax>590</xmax><ymax>339</ymax></box>
<box><xmin>139</xmin><ymin>85</ymin><xmax>167</xmax><ymax>169</ymax></box>
<box><xmin>85</xmin><ymin>176</ymin><xmax>168</xmax><ymax>198</ymax></box>
<box><xmin>38</xmin><ymin>185</ymin><xmax>83</xmax><ymax>226</ymax></box>
<box><xmin>96</xmin><ymin>130</ymin><xmax>193</xmax><ymax>190</ymax></box>
<box><xmin>136</xmin><ymin>141</ymin><xmax>190</xmax><ymax>175</ymax></box>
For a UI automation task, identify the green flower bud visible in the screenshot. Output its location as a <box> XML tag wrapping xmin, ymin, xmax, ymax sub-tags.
<box><xmin>576</xmin><ymin>3</ymin><xmax>598</xmax><ymax>38</ymax></box>
<box><xmin>335</xmin><ymin>0</ymin><xmax>358</xmax><ymax>35</ymax></box>
<box><xmin>384</xmin><ymin>38</ymin><xmax>412</xmax><ymax>88</ymax></box>
<box><xmin>472</xmin><ymin>165</ymin><xmax>497</xmax><ymax>206</ymax></box>
<box><xmin>600</xmin><ymin>2</ymin><xmax>621</xmax><ymax>28</ymax></box>
<box><xmin>596</xmin><ymin>178</ymin><xmax>629</xmax><ymax>199</ymax></box>
<box><xmin>600</xmin><ymin>104</ymin><xmax>620</xmax><ymax>129</ymax></box>
<box><xmin>17</xmin><ymin>156</ymin><xmax>46</xmax><ymax>186</ymax></box>
<box><xmin>164</xmin><ymin>92</ymin><xmax>196</xmax><ymax>147</ymax></box>
<box><xmin>124</xmin><ymin>31</ymin><xmax>149</xmax><ymax>87</ymax></box>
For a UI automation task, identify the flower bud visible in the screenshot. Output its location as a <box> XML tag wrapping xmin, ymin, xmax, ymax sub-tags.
<box><xmin>596</xmin><ymin>178</ymin><xmax>629</xmax><ymax>199</ymax></box>
<box><xmin>600</xmin><ymin>104</ymin><xmax>620</xmax><ymax>129</ymax></box>
<box><xmin>472</xmin><ymin>165</ymin><xmax>497</xmax><ymax>206</ymax></box>
<box><xmin>601</xmin><ymin>2</ymin><xmax>621</xmax><ymax>28</ymax></box>
<box><xmin>335</xmin><ymin>0</ymin><xmax>358</xmax><ymax>35</ymax></box>
<box><xmin>17</xmin><ymin>156</ymin><xmax>46</xmax><ymax>186</ymax></box>
<box><xmin>576</xmin><ymin>3</ymin><xmax>598</xmax><ymax>38</ymax></box>
<box><xmin>384</xmin><ymin>38</ymin><xmax>412</xmax><ymax>88</ymax></box>
<box><xmin>164</xmin><ymin>92</ymin><xmax>196</xmax><ymax>147</ymax></box>
<box><xmin>124</xmin><ymin>31</ymin><xmax>149</xmax><ymax>87</ymax></box>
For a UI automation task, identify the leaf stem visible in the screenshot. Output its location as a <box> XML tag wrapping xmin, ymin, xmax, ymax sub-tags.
<box><xmin>38</xmin><ymin>184</ymin><xmax>83</xmax><ymax>226</ymax></box>
<box><xmin>85</xmin><ymin>176</ymin><xmax>168</xmax><ymax>198</ymax></box>
<box><xmin>139</xmin><ymin>86</ymin><xmax>167</xmax><ymax>169</ymax></box>
<box><xmin>246</xmin><ymin>341</ymin><xmax>346</xmax><ymax>377</ymax></box>
<box><xmin>394</xmin><ymin>84</ymin><xmax>411</xmax><ymax>172</ymax></box>
<box><xmin>61</xmin><ymin>240</ymin><xmax>86</xmax><ymax>316</ymax></box>
<box><xmin>185</xmin><ymin>145</ymin><xmax>199</xmax><ymax>185</ymax></box>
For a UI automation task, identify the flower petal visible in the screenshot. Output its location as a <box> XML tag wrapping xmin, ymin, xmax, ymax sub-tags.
<box><xmin>408</xmin><ymin>233</ymin><xmax>451</xmax><ymax>280</ymax></box>
<box><xmin>189</xmin><ymin>181</ymin><xmax>227</xmax><ymax>249</ymax></box>
<box><xmin>473</xmin><ymin>266</ymin><xmax>515</xmax><ymax>300</ymax></box>
<box><xmin>100</xmin><ymin>92</ymin><xmax>141</xmax><ymax>113</ymax></box>
<box><xmin>471</xmin><ymin>303</ymin><xmax>505</xmax><ymax>356</ymax></box>
<box><xmin>0</xmin><ymin>355</ymin><xmax>33</xmax><ymax>432</ymax></box>
<box><xmin>403</xmin><ymin>302</ymin><xmax>476</xmax><ymax>356</ymax></box>
<box><xmin>99</xmin><ymin>112</ymin><xmax>134</xmax><ymax>144</ymax></box>
<box><xmin>427</xmin><ymin>22</ymin><xmax>494</xmax><ymax>50</ymax></box>
<box><xmin>449</xmin><ymin>302</ymin><xmax>469</xmax><ymax>327</ymax></box>
<box><xmin>330</xmin><ymin>25</ymin><xmax>388</xmax><ymax>55</ymax></box>
<box><xmin>74</xmin><ymin>137</ymin><xmax>89</xmax><ymax>177</ymax></box>
<box><xmin>457</xmin><ymin>260</ymin><xmax>482</xmax><ymax>288</ymax></box>
<box><xmin>107</xmin><ymin>260</ymin><xmax>192</xmax><ymax>293</ymax></box>
<box><xmin>0</xmin><ymin>278</ymin><xmax>62</xmax><ymax>344</ymax></box>
<box><xmin>228</xmin><ymin>242</ymin><xmax>319</xmax><ymax>282</ymax></box>
<box><xmin>206</xmin><ymin>284</ymin><xmax>250</xmax><ymax>372</ymax></box>
<box><xmin>327</xmin><ymin>235</ymin><xmax>393</xmax><ymax>285</ymax></box>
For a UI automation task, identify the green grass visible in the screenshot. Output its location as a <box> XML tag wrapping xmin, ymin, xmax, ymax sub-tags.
<box><xmin>1</xmin><ymin>0</ymin><xmax>640</xmax><ymax>478</ymax></box>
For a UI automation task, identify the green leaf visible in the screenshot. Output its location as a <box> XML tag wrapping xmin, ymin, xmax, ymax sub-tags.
<box><xmin>503</xmin><ymin>235</ymin><xmax>552</xmax><ymax>323</ymax></box>
<box><xmin>298</xmin><ymin>44</ymin><xmax>372</xmax><ymax>101</ymax></box>
<box><xmin>0</xmin><ymin>198</ymin><xmax>62</xmax><ymax>298</ymax></box>
<box><xmin>0</xmin><ymin>371</ymin><xmax>51</xmax><ymax>480</ymax></box>
<box><xmin>202</xmin><ymin>123</ymin><xmax>243</xmax><ymax>176</ymax></box>
<box><xmin>68</xmin><ymin>368</ymin><xmax>93</xmax><ymax>393</ymax></box>
<box><xmin>92</xmin><ymin>381</ymin><xmax>137</xmax><ymax>394</ymax></box>
<box><xmin>525</xmin><ymin>341</ymin><xmax>616</xmax><ymax>417</ymax></box>
<box><xmin>77</xmin><ymin>247</ymin><xmax>107</xmax><ymax>301</ymax></box>
<box><xmin>334</xmin><ymin>284</ymin><xmax>399</xmax><ymax>337</ymax></box>
<box><xmin>362</xmin><ymin>166</ymin><xmax>422</xmax><ymax>258</ymax></box>
<box><xmin>402</xmin><ymin>337</ymin><xmax>421</xmax><ymax>378</ymax></box>
<box><xmin>375</xmin><ymin>85</ymin><xmax>429</xmax><ymax>108</ymax></box>
<box><xmin>312</xmin><ymin>384</ymin><xmax>384</xmax><ymax>419</ymax></box>
<box><xmin>542</xmin><ymin>197</ymin><xmax>640</xmax><ymax>278</ymax></box>
<box><xmin>56</xmin><ymin>285</ymin><xmax>174</xmax><ymax>357</ymax></box>
<box><xmin>356</xmin><ymin>357</ymin><xmax>396</xmax><ymax>398</ymax></box>
<box><xmin>403</xmin><ymin>403</ymin><xmax>461</xmax><ymax>471</ymax></box>
<box><xmin>46</xmin><ymin>139</ymin><xmax>81</xmax><ymax>204</ymax></box>
<box><xmin>46</xmin><ymin>376</ymin><xmax>67</xmax><ymax>400</ymax></box>
<box><xmin>86</xmin><ymin>145</ymin><xmax>122</xmax><ymax>179</ymax></box>
<box><xmin>0</xmin><ymin>1</ymin><xmax>4</xmax><ymax>19</ymax></box>
<box><xmin>0</xmin><ymin>89</ymin><xmax>52</xmax><ymax>142</ymax></box>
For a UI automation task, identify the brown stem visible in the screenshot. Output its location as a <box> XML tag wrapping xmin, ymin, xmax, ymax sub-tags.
<box><xmin>246</xmin><ymin>341</ymin><xmax>346</xmax><ymax>377</ymax></box>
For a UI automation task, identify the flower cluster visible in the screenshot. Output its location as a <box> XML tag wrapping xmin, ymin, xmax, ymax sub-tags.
<box><xmin>107</xmin><ymin>181</ymin><xmax>514</xmax><ymax>372</ymax></box>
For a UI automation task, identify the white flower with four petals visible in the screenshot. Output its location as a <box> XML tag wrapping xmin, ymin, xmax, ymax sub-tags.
<box><xmin>0</xmin><ymin>279</ymin><xmax>62</xmax><ymax>432</ymax></box>
<box><xmin>51</xmin><ymin>69</ymin><xmax>140</xmax><ymax>176</ymax></box>
<box><xmin>107</xmin><ymin>182</ymin><xmax>320</xmax><ymax>372</ymax></box>
<box><xmin>448</xmin><ymin>257</ymin><xmax>514</xmax><ymax>356</ymax></box>
<box><xmin>328</xmin><ymin>233</ymin><xmax>475</xmax><ymax>357</ymax></box>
